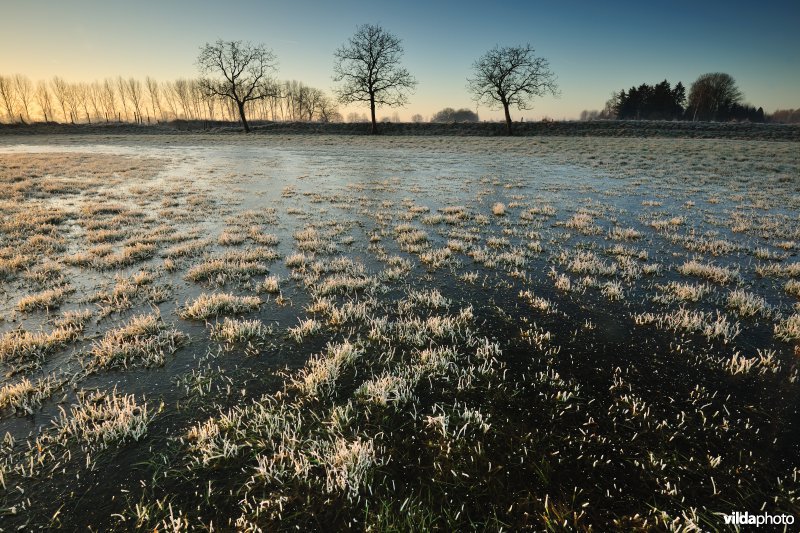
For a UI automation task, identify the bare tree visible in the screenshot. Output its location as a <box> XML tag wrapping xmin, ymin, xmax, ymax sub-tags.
<box><xmin>88</xmin><ymin>82</ymin><xmax>104</xmax><ymax>121</ymax></box>
<box><xmin>189</xmin><ymin>79</ymin><xmax>206</xmax><ymax>120</ymax></box>
<box><xmin>332</xmin><ymin>24</ymin><xmax>417</xmax><ymax>134</ymax></box>
<box><xmin>317</xmin><ymin>94</ymin><xmax>340</xmax><ymax>123</ymax></box>
<box><xmin>161</xmin><ymin>82</ymin><xmax>179</xmax><ymax>120</ymax></box>
<box><xmin>101</xmin><ymin>79</ymin><xmax>118</xmax><ymax>122</ymax></box>
<box><xmin>116</xmin><ymin>76</ymin><xmax>130</xmax><ymax>121</ymax></box>
<box><xmin>172</xmin><ymin>79</ymin><xmax>194</xmax><ymax>119</ymax></box>
<box><xmin>204</xmin><ymin>89</ymin><xmax>217</xmax><ymax>121</ymax></box>
<box><xmin>145</xmin><ymin>77</ymin><xmax>163</xmax><ymax>122</ymax></box>
<box><xmin>74</xmin><ymin>82</ymin><xmax>91</xmax><ymax>123</ymax></box>
<box><xmin>197</xmin><ymin>40</ymin><xmax>277</xmax><ymax>132</ymax></box>
<box><xmin>125</xmin><ymin>78</ymin><xmax>144</xmax><ymax>123</ymax></box>
<box><xmin>687</xmin><ymin>72</ymin><xmax>742</xmax><ymax>121</ymax></box>
<box><xmin>13</xmin><ymin>75</ymin><xmax>33</xmax><ymax>122</ymax></box>
<box><xmin>51</xmin><ymin>76</ymin><xmax>71</xmax><ymax>122</ymax></box>
<box><xmin>467</xmin><ymin>44</ymin><xmax>558</xmax><ymax>135</ymax></box>
<box><xmin>64</xmin><ymin>82</ymin><xmax>80</xmax><ymax>123</ymax></box>
<box><xmin>0</xmin><ymin>75</ymin><xmax>16</xmax><ymax>122</ymax></box>
<box><xmin>35</xmin><ymin>81</ymin><xmax>53</xmax><ymax>122</ymax></box>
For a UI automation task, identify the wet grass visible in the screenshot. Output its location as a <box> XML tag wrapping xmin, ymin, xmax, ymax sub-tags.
<box><xmin>0</xmin><ymin>135</ymin><xmax>798</xmax><ymax>530</ymax></box>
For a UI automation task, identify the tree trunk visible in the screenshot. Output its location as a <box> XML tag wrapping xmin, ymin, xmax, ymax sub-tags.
<box><xmin>237</xmin><ymin>101</ymin><xmax>250</xmax><ymax>133</ymax></box>
<box><xmin>370</xmin><ymin>93</ymin><xmax>377</xmax><ymax>135</ymax></box>
<box><xmin>503</xmin><ymin>102</ymin><xmax>513</xmax><ymax>136</ymax></box>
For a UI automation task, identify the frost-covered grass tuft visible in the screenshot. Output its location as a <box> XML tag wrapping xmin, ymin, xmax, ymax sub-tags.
<box><xmin>634</xmin><ymin>308</ymin><xmax>740</xmax><ymax>342</ymax></box>
<box><xmin>726</xmin><ymin>289</ymin><xmax>771</xmax><ymax>317</ymax></box>
<box><xmin>294</xmin><ymin>340</ymin><xmax>361</xmax><ymax>397</ymax></box>
<box><xmin>90</xmin><ymin>313</ymin><xmax>186</xmax><ymax>369</ymax></box>
<box><xmin>775</xmin><ymin>313</ymin><xmax>800</xmax><ymax>341</ymax></box>
<box><xmin>0</xmin><ymin>374</ymin><xmax>64</xmax><ymax>414</ymax></box>
<box><xmin>288</xmin><ymin>318</ymin><xmax>322</xmax><ymax>343</ymax></box>
<box><xmin>55</xmin><ymin>389</ymin><xmax>151</xmax><ymax>451</ymax></box>
<box><xmin>16</xmin><ymin>285</ymin><xmax>74</xmax><ymax>312</ymax></box>
<box><xmin>678</xmin><ymin>259</ymin><xmax>737</xmax><ymax>284</ymax></box>
<box><xmin>180</xmin><ymin>293</ymin><xmax>261</xmax><ymax>320</ymax></box>
<box><xmin>0</xmin><ymin>326</ymin><xmax>79</xmax><ymax>363</ymax></box>
<box><xmin>211</xmin><ymin>318</ymin><xmax>272</xmax><ymax>354</ymax></box>
<box><xmin>654</xmin><ymin>282</ymin><xmax>710</xmax><ymax>303</ymax></box>
<box><xmin>256</xmin><ymin>275</ymin><xmax>281</xmax><ymax>294</ymax></box>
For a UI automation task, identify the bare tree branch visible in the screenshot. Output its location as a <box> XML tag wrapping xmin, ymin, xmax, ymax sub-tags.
<box><xmin>467</xmin><ymin>44</ymin><xmax>559</xmax><ymax>135</ymax></box>
<box><xmin>332</xmin><ymin>24</ymin><xmax>416</xmax><ymax>134</ymax></box>
<box><xmin>197</xmin><ymin>40</ymin><xmax>278</xmax><ymax>132</ymax></box>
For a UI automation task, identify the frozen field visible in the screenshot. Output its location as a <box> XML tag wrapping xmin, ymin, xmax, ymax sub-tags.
<box><xmin>0</xmin><ymin>134</ymin><xmax>798</xmax><ymax>529</ymax></box>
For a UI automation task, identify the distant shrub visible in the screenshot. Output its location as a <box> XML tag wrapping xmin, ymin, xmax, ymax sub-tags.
<box><xmin>430</xmin><ymin>107</ymin><xmax>479</xmax><ymax>123</ymax></box>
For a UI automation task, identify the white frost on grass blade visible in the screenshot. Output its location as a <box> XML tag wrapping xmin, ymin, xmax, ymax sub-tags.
<box><xmin>355</xmin><ymin>370</ymin><xmax>418</xmax><ymax>407</ymax></box>
<box><xmin>726</xmin><ymin>289</ymin><xmax>771</xmax><ymax>317</ymax></box>
<box><xmin>288</xmin><ymin>318</ymin><xmax>322</xmax><ymax>343</ymax></box>
<box><xmin>314</xmin><ymin>274</ymin><xmax>374</xmax><ymax>296</ymax></box>
<box><xmin>785</xmin><ymin>279</ymin><xmax>800</xmax><ymax>298</ymax></box>
<box><xmin>293</xmin><ymin>340</ymin><xmax>362</xmax><ymax>397</ymax></box>
<box><xmin>16</xmin><ymin>285</ymin><xmax>74</xmax><ymax>312</ymax></box>
<box><xmin>90</xmin><ymin>313</ymin><xmax>186</xmax><ymax>369</ymax></box>
<box><xmin>318</xmin><ymin>438</ymin><xmax>382</xmax><ymax>501</ymax></box>
<box><xmin>0</xmin><ymin>374</ymin><xmax>64</xmax><ymax>414</ymax></box>
<box><xmin>654</xmin><ymin>282</ymin><xmax>711</xmax><ymax>303</ymax></box>
<box><xmin>186</xmin><ymin>258</ymin><xmax>268</xmax><ymax>285</ymax></box>
<box><xmin>678</xmin><ymin>259</ymin><xmax>737</xmax><ymax>284</ymax></box>
<box><xmin>775</xmin><ymin>313</ymin><xmax>800</xmax><ymax>341</ymax></box>
<box><xmin>726</xmin><ymin>349</ymin><xmax>780</xmax><ymax>376</ymax></box>
<box><xmin>255</xmin><ymin>275</ymin><xmax>281</xmax><ymax>294</ymax></box>
<box><xmin>634</xmin><ymin>308</ymin><xmax>740</xmax><ymax>343</ymax></box>
<box><xmin>0</xmin><ymin>326</ymin><xmax>79</xmax><ymax>363</ymax></box>
<box><xmin>55</xmin><ymin>390</ymin><xmax>151</xmax><ymax>451</ymax></box>
<box><xmin>601</xmin><ymin>280</ymin><xmax>624</xmax><ymax>301</ymax></box>
<box><xmin>180</xmin><ymin>293</ymin><xmax>261</xmax><ymax>320</ymax></box>
<box><xmin>210</xmin><ymin>317</ymin><xmax>273</xmax><ymax>356</ymax></box>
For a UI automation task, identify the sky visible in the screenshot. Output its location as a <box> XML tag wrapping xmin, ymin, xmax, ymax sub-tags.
<box><xmin>1</xmin><ymin>0</ymin><xmax>798</xmax><ymax>121</ymax></box>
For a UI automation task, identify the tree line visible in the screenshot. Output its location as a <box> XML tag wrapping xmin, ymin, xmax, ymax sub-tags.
<box><xmin>11</xmin><ymin>23</ymin><xmax>787</xmax><ymax>134</ymax></box>
<box><xmin>192</xmin><ymin>28</ymin><xmax>557</xmax><ymax>135</ymax></box>
<box><xmin>581</xmin><ymin>72</ymin><xmax>771</xmax><ymax>123</ymax></box>
<box><xmin>0</xmin><ymin>74</ymin><xmax>341</xmax><ymax>125</ymax></box>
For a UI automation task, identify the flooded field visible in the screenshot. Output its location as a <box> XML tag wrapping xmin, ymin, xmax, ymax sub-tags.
<box><xmin>0</xmin><ymin>134</ymin><xmax>798</xmax><ymax>530</ymax></box>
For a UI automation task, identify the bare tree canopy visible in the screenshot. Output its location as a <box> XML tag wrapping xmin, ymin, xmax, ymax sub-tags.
<box><xmin>467</xmin><ymin>44</ymin><xmax>558</xmax><ymax>135</ymax></box>
<box><xmin>0</xmin><ymin>75</ymin><xmax>16</xmax><ymax>122</ymax></box>
<box><xmin>197</xmin><ymin>40</ymin><xmax>277</xmax><ymax>132</ymax></box>
<box><xmin>687</xmin><ymin>72</ymin><xmax>742</xmax><ymax>121</ymax></box>
<box><xmin>333</xmin><ymin>24</ymin><xmax>416</xmax><ymax>134</ymax></box>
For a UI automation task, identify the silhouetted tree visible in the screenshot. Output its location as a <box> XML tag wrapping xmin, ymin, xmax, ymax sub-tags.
<box><xmin>611</xmin><ymin>80</ymin><xmax>685</xmax><ymax>120</ymax></box>
<box><xmin>770</xmin><ymin>109</ymin><xmax>800</xmax><ymax>123</ymax></box>
<box><xmin>687</xmin><ymin>72</ymin><xmax>742</xmax><ymax>121</ymax></box>
<box><xmin>431</xmin><ymin>107</ymin><xmax>479</xmax><ymax>122</ymax></box>
<box><xmin>101</xmin><ymin>78</ymin><xmax>117</xmax><ymax>122</ymax></box>
<box><xmin>333</xmin><ymin>24</ymin><xmax>417</xmax><ymax>134</ymax></box>
<box><xmin>0</xmin><ymin>75</ymin><xmax>16</xmax><ymax>122</ymax></box>
<box><xmin>145</xmin><ymin>77</ymin><xmax>162</xmax><ymax>121</ymax></box>
<box><xmin>50</xmin><ymin>77</ymin><xmax>71</xmax><ymax>122</ymax></box>
<box><xmin>13</xmin><ymin>75</ymin><xmax>32</xmax><ymax>123</ymax></box>
<box><xmin>467</xmin><ymin>44</ymin><xmax>558</xmax><ymax>135</ymax></box>
<box><xmin>34</xmin><ymin>81</ymin><xmax>53</xmax><ymax>122</ymax></box>
<box><xmin>197</xmin><ymin>40</ymin><xmax>277</xmax><ymax>132</ymax></box>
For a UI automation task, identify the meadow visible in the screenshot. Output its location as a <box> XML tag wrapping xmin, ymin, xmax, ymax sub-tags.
<box><xmin>0</xmin><ymin>133</ymin><xmax>798</xmax><ymax>530</ymax></box>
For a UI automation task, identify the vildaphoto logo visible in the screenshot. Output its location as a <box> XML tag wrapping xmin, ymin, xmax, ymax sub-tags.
<box><xmin>723</xmin><ymin>511</ymin><xmax>795</xmax><ymax>527</ymax></box>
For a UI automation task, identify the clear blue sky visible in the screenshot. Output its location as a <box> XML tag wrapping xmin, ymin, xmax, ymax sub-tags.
<box><xmin>1</xmin><ymin>0</ymin><xmax>797</xmax><ymax>120</ymax></box>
